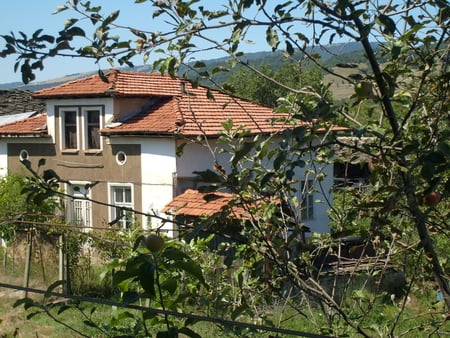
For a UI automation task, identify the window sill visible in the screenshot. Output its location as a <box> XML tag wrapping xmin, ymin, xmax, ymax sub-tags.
<box><xmin>61</xmin><ymin>149</ymin><xmax>79</xmax><ymax>155</ymax></box>
<box><xmin>84</xmin><ymin>149</ymin><xmax>103</xmax><ymax>155</ymax></box>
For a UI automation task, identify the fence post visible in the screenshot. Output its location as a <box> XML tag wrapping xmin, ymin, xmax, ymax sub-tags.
<box><xmin>23</xmin><ymin>229</ymin><xmax>32</xmax><ymax>298</ymax></box>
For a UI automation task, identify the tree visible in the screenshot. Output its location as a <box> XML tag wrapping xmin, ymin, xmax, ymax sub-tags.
<box><xmin>226</xmin><ymin>62</ymin><xmax>325</xmax><ymax>107</ymax></box>
<box><xmin>0</xmin><ymin>173</ymin><xmax>60</xmax><ymax>244</ymax></box>
<box><xmin>1</xmin><ymin>0</ymin><xmax>449</xmax><ymax>336</ymax></box>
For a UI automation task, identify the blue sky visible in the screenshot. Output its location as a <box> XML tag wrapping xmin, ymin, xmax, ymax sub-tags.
<box><xmin>0</xmin><ymin>0</ymin><xmax>94</xmax><ymax>84</ymax></box>
<box><xmin>0</xmin><ymin>1</ymin><xmax>273</xmax><ymax>85</ymax></box>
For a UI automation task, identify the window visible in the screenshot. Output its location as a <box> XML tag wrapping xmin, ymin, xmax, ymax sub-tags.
<box><xmin>85</xmin><ymin>109</ymin><xmax>100</xmax><ymax>149</ymax></box>
<box><xmin>68</xmin><ymin>184</ymin><xmax>92</xmax><ymax>232</ymax></box>
<box><xmin>116</xmin><ymin>151</ymin><xmax>127</xmax><ymax>165</ymax></box>
<box><xmin>300</xmin><ymin>180</ymin><xmax>314</xmax><ymax>220</ymax></box>
<box><xmin>63</xmin><ymin>110</ymin><xmax>78</xmax><ymax>149</ymax></box>
<box><xmin>110</xmin><ymin>184</ymin><xmax>134</xmax><ymax>229</ymax></box>
<box><xmin>59</xmin><ymin>106</ymin><xmax>103</xmax><ymax>151</ymax></box>
<box><xmin>19</xmin><ymin>149</ymin><xmax>29</xmax><ymax>161</ymax></box>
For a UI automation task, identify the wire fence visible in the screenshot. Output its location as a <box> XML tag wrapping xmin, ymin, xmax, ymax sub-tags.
<box><xmin>0</xmin><ymin>216</ymin><xmax>332</xmax><ymax>337</ymax></box>
<box><xmin>0</xmin><ymin>281</ymin><xmax>329</xmax><ymax>338</ymax></box>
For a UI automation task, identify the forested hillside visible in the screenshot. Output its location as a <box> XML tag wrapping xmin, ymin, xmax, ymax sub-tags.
<box><xmin>1</xmin><ymin>42</ymin><xmax>372</xmax><ymax>93</ymax></box>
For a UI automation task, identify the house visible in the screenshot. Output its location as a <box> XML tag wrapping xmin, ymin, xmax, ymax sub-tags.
<box><xmin>0</xmin><ymin>89</ymin><xmax>46</xmax><ymax>177</ymax></box>
<box><xmin>0</xmin><ymin>70</ymin><xmax>335</xmax><ymax>235</ymax></box>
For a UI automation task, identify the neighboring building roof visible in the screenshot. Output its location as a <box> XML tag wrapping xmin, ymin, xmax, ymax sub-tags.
<box><xmin>0</xmin><ymin>89</ymin><xmax>45</xmax><ymax>115</ymax></box>
<box><xmin>334</xmin><ymin>137</ymin><xmax>376</xmax><ymax>164</ymax></box>
<box><xmin>0</xmin><ymin>112</ymin><xmax>48</xmax><ymax>137</ymax></box>
<box><xmin>0</xmin><ymin>111</ymin><xmax>38</xmax><ymax>126</ymax></box>
<box><xmin>162</xmin><ymin>189</ymin><xmax>246</xmax><ymax>218</ymax></box>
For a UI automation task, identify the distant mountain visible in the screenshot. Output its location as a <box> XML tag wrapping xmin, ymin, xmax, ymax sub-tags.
<box><xmin>0</xmin><ymin>42</ymin><xmax>371</xmax><ymax>91</ymax></box>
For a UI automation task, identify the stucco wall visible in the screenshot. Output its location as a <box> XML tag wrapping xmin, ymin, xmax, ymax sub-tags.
<box><xmin>108</xmin><ymin>137</ymin><xmax>177</xmax><ymax>235</ymax></box>
<box><xmin>0</xmin><ymin>142</ymin><xmax>8</xmax><ymax>177</ymax></box>
<box><xmin>175</xmin><ymin>138</ymin><xmax>334</xmax><ymax>233</ymax></box>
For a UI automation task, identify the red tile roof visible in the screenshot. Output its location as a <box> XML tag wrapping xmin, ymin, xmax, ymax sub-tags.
<box><xmin>0</xmin><ymin>113</ymin><xmax>48</xmax><ymax>137</ymax></box>
<box><xmin>33</xmin><ymin>69</ymin><xmax>188</xmax><ymax>98</ymax></box>
<box><xmin>102</xmin><ymin>89</ymin><xmax>286</xmax><ymax>136</ymax></box>
<box><xmin>162</xmin><ymin>189</ymin><xmax>247</xmax><ymax>218</ymax></box>
<box><xmin>33</xmin><ymin>69</ymin><xmax>289</xmax><ymax>136</ymax></box>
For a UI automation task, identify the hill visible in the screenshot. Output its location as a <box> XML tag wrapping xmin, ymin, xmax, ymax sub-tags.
<box><xmin>0</xmin><ymin>42</ymin><xmax>372</xmax><ymax>98</ymax></box>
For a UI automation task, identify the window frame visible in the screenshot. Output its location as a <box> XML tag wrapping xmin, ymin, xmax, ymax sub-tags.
<box><xmin>57</xmin><ymin>105</ymin><xmax>104</xmax><ymax>152</ymax></box>
<box><xmin>82</xmin><ymin>106</ymin><xmax>103</xmax><ymax>151</ymax></box>
<box><xmin>60</xmin><ymin>108</ymin><xmax>80</xmax><ymax>151</ymax></box>
<box><xmin>109</xmin><ymin>183</ymin><xmax>134</xmax><ymax>229</ymax></box>
<box><xmin>66</xmin><ymin>182</ymin><xmax>92</xmax><ymax>232</ymax></box>
<box><xmin>300</xmin><ymin>179</ymin><xmax>314</xmax><ymax>221</ymax></box>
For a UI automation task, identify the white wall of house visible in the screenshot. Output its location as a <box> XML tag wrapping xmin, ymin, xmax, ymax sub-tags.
<box><xmin>0</xmin><ymin>142</ymin><xmax>7</xmax><ymax>177</ymax></box>
<box><xmin>46</xmin><ymin>98</ymin><xmax>114</xmax><ymax>144</ymax></box>
<box><xmin>176</xmin><ymin>139</ymin><xmax>334</xmax><ymax>233</ymax></box>
<box><xmin>140</xmin><ymin>138</ymin><xmax>177</xmax><ymax>235</ymax></box>
<box><xmin>109</xmin><ymin>137</ymin><xmax>178</xmax><ymax>235</ymax></box>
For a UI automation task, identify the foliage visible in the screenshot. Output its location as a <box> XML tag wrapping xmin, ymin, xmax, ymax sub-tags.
<box><xmin>1</xmin><ymin>0</ymin><xmax>450</xmax><ymax>337</ymax></box>
<box><xmin>225</xmin><ymin>62</ymin><xmax>326</xmax><ymax>107</ymax></box>
<box><xmin>0</xmin><ymin>173</ymin><xmax>60</xmax><ymax>245</ymax></box>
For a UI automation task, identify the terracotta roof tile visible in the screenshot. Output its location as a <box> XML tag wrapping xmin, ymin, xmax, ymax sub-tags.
<box><xmin>64</xmin><ymin>70</ymin><xmax>287</xmax><ymax>137</ymax></box>
<box><xmin>33</xmin><ymin>69</ymin><xmax>183</xmax><ymax>98</ymax></box>
<box><xmin>162</xmin><ymin>189</ymin><xmax>247</xmax><ymax>218</ymax></box>
<box><xmin>0</xmin><ymin>112</ymin><xmax>48</xmax><ymax>137</ymax></box>
<box><xmin>32</xmin><ymin>69</ymin><xmax>288</xmax><ymax>136</ymax></box>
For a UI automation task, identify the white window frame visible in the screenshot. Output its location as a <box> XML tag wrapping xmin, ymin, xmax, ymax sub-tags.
<box><xmin>60</xmin><ymin>108</ymin><xmax>80</xmax><ymax>151</ymax></box>
<box><xmin>66</xmin><ymin>182</ymin><xmax>92</xmax><ymax>232</ymax></box>
<box><xmin>108</xmin><ymin>183</ymin><xmax>134</xmax><ymax>229</ymax></box>
<box><xmin>58</xmin><ymin>105</ymin><xmax>104</xmax><ymax>152</ymax></box>
<box><xmin>300</xmin><ymin>179</ymin><xmax>314</xmax><ymax>221</ymax></box>
<box><xmin>81</xmin><ymin>106</ymin><xmax>103</xmax><ymax>151</ymax></box>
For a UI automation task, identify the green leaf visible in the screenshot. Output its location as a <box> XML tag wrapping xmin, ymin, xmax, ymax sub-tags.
<box><xmin>285</xmin><ymin>40</ymin><xmax>294</xmax><ymax>56</ymax></box>
<box><xmin>171</xmin><ymin>260</ymin><xmax>206</xmax><ymax>285</ymax></box>
<box><xmin>178</xmin><ymin>327</ymin><xmax>202</xmax><ymax>338</ymax></box>
<box><xmin>231</xmin><ymin>303</ymin><xmax>250</xmax><ymax>320</ymax></box>
<box><xmin>13</xmin><ymin>297</ymin><xmax>34</xmax><ymax>308</ymax></box>
<box><xmin>45</xmin><ymin>280</ymin><xmax>66</xmax><ymax>298</ymax></box>
<box><xmin>21</xmin><ymin>159</ymin><xmax>31</xmax><ymax>169</ymax></box>
<box><xmin>193</xmin><ymin>169</ymin><xmax>225</xmax><ymax>184</ymax></box>
<box><xmin>27</xmin><ymin>312</ymin><xmax>40</xmax><ymax>320</ymax></box>
<box><xmin>157</xmin><ymin>327</ymin><xmax>178</xmax><ymax>338</ymax></box>
<box><xmin>65</xmin><ymin>26</ymin><xmax>86</xmax><ymax>37</ymax></box>
<box><xmin>139</xmin><ymin>260</ymin><xmax>156</xmax><ymax>296</ymax></box>
<box><xmin>231</xmin><ymin>141</ymin><xmax>255</xmax><ymax>166</ymax></box>
<box><xmin>163</xmin><ymin>246</ymin><xmax>190</xmax><ymax>261</ymax></box>
<box><xmin>193</xmin><ymin>61</ymin><xmax>206</xmax><ymax>68</ymax></box>
<box><xmin>57</xmin><ymin>305</ymin><xmax>72</xmax><ymax>315</ymax></box>
<box><xmin>377</xmin><ymin>14</ymin><xmax>396</xmax><ymax>35</ymax></box>
<box><xmin>274</xmin><ymin>151</ymin><xmax>286</xmax><ymax>171</ymax></box>
<box><xmin>122</xmin><ymin>291</ymin><xmax>140</xmax><ymax>304</ymax></box>
<box><xmin>83</xmin><ymin>320</ymin><xmax>98</xmax><ymax>328</ymax></box>
<box><xmin>53</xmin><ymin>5</ymin><xmax>68</xmax><ymax>14</ymax></box>
<box><xmin>102</xmin><ymin>10</ymin><xmax>120</xmax><ymax>27</ymax></box>
<box><xmin>161</xmin><ymin>278</ymin><xmax>178</xmax><ymax>295</ymax></box>
<box><xmin>438</xmin><ymin>141</ymin><xmax>450</xmax><ymax>157</ymax></box>
<box><xmin>266</xmin><ymin>27</ymin><xmax>279</xmax><ymax>51</ymax></box>
<box><xmin>64</xmin><ymin>18</ymin><xmax>78</xmax><ymax>29</ymax></box>
<box><xmin>260</xmin><ymin>172</ymin><xmax>276</xmax><ymax>187</ymax></box>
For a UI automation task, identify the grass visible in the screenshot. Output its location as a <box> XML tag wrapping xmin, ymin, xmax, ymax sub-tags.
<box><xmin>1</xmin><ymin>243</ymin><xmax>449</xmax><ymax>337</ymax></box>
<box><xmin>1</xmin><ymin>278</ymin><xmax>449</xmax><ymax>337</ymax></box>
